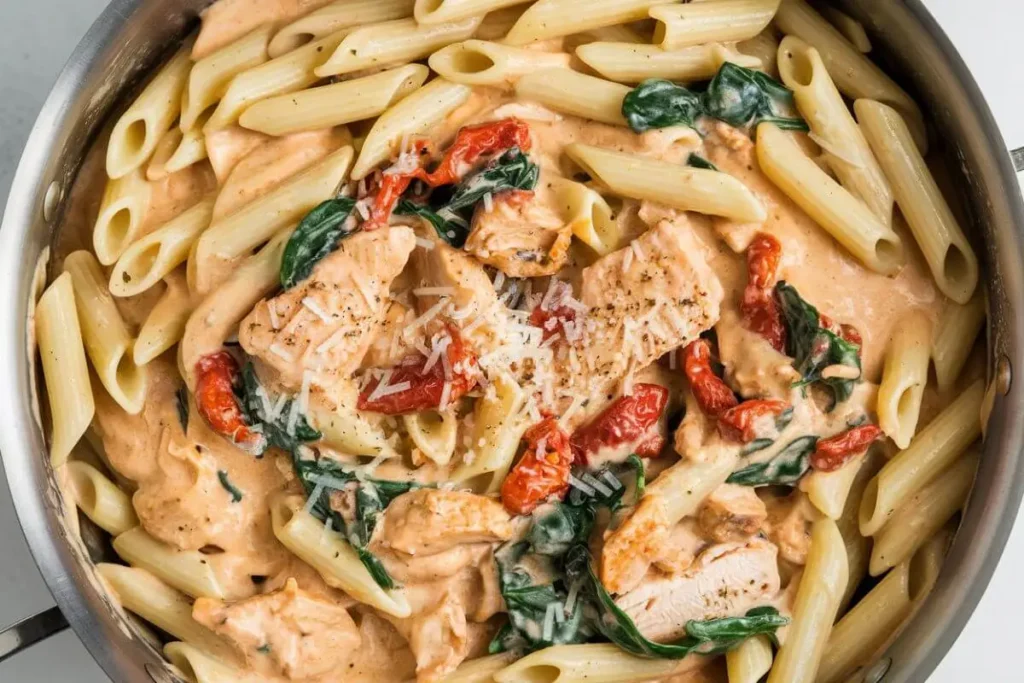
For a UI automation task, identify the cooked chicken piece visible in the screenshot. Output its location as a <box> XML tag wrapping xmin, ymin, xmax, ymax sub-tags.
<box><xmin>698</xmin><ymin>484</ymin><xmax>769</xmax><ymax>543</ymax></box>
<box><xmin>465</xmin><ymin>192</ymin><xmax>572</xmax><ymax>277</ymax></box>
<box><xmin>193</xmin><ymin>578</ymin><xmax>360</xmax><ymax>680</ymax></box>
<box><xmin>412</xmin><ymin>238</ymin><xmax>507</xmax><ymax>355</ymax></box>
<box><xmin>406</xmin><ymin>596</ymin><xmax>469</xmax><ymax>682</ymax></box>
<box><xmin>615</xmin><ymin>538</ymin><xmax>781</xmax><ymax>642</ymax></box>
<box><xmin>600</xmin><ymin>495</ymin><xmax>673</xmax><ymax>595</ymax></box>
<box><xmin>762</xmin><ymin>492</ymin><xmax>817</xmax><ymax>566</ymax></box>
<box><xmin>651</xmin><ymin>518</ymin><xmax>706</xmax><ymax>575</ymax></box>
<box><xmin>553</xmin><ymin>215</ymin><xmax>723</xmax><ymax>406</ymax></box>
<box><xmin>239</xmin><ymin>226</ymin><xmax>416</xmax><ymax>390</ymax></box>
<box><xmin>361</xmin><ymin>299</ymin><xmax>419</xmax><ymax>369</ymax></box>
<box><xmin>375</xmin><ymin>489</ymin><xmax>514</xmax><ymax>556</ymax></box>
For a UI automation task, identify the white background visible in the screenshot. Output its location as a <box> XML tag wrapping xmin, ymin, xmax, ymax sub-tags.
<box><xmin>0</xmin><ymin>1</ymin><xmax>1022</xmax><ymax>680</ymax></box>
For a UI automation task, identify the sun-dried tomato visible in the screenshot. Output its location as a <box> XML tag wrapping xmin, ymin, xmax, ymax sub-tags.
<box><xmin>683</xmin><ymin>339</ymin><xmax>739</xmax><ymax>417</ymax></box>
<box><xmin>529</xmin><ymin>303</ymin><xmax>577</xmax><ymax>344</ymax></box>
<box><xmin>194</xmin><ymin>351</ymin><xmax>265</xmax><ymax>454</ymax></box>
<box><xmin>501</xmin><ymin>418</ymin><xmax>572</xmax><ymax>515</ymax></box>
<box><xmin>717</xmin><ymin>399</ymin><xmax>790</xmax><ymax>443</ymax></box>
<box><xmin>741</xmin><ymin>233</ymin><xmax>786</xmax><ymax>352</ymax></box>
<box><xmin>570</xmin><ymin>384</ymin><xmax>669</xmax><ymax>464</ymax></box>
<box><xmin>357</xmin><ymin>326</ymin><xmax>478</xmax><ymax>414</ymax></box>
<box><xmin>820</xmin><ymin>313</ymin><xmax>863</xmax><ymax>347</ymax></box>
<box><xmin>419</xmin><ymin>118</ymin><xmax>532</xmax><ymax>187</ymax></box>
<box><xmin>811</xmin><ymin>424</ymin><xmax>883</xmax><ymax>472</ymax></box>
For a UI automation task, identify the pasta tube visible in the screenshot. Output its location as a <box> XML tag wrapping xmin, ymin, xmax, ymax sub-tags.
<box><xmin>92</xmin><ymin>169</ymin><xmax>153</xmax><ymax>266</ymax></box>
<box><xmin>107</xmin><ymin>44</ymin><xmax>192</xmax><ymax>179</ymax></box>
<box><xmin>35</xmin><ymin>273</ymin><xmax>94</xmax><ymax>467</ymax></box>
<box><xmin>515</xmin><ymin>69</ymin><xmax>630</xmax><ymax>126</ymax></box>
<box><xmin>566</xmin><ymin>143</ymin><xmax>767</xmax><ymax>223</ymax></box>
<box><xmin>932</xmin><ymin>289</ymin><xmax>986</xmax><ymax>393</ymax></box>
<box><xmin>576</xmin><ymin>41</ymin><xmax>761</xmax><ymax>84</ymax></box>
<box><xmin>549</xmin><ymin>177</ymin><xmax>623</xmax><ymax>256</ymax></box>
<box><xmin>777</xmin><ymin>36</ymin><xmax>894</xmax><ymax>226</ymax></box>
<box><xmin>164</xmin><ymin>642</ymin><xmax>248</xmax><ymax>683</ymax></box>
<box><xmin>268</xmin><ymin>0</ymin><xmax>416</xmax><ymax>57</ymax></box>
<box><xmin>493</xmin><ymin>643</ymin><xmax>699</xmax><ymax>683</ymax></box>
<box><xmin>756</xmin><ymin>122</ymin><xmax>904</xmax><ymax>274</ymax></box>
<box><xmin>726</xmin><ymin>635</ymin><xmax>773</xmax><ymax>683</ymax></box>
<box><xmin>315</xmin><ymin>17</ymin><xmax>481</xmax><ymax>78</ymax></box>
<box><xmin>856</xmin><ymin>98</ymin><xmax>980</xmax><ymax>304</ymax></box>
<box><xmin>239</xmin><ymin>64</ymin><xmax>429</xmax><ymax>136</ymax></box>
<box><xmin>816</xmin><ymin>4</ymin><xmax>872</xmax><ymax>53</ymax></box>
<box><xmin>64</xmin><ymin>251</ymin><xmax>148</xmax><ymax>415</ymax></box>
<box><xmin>870</xmin><ymin>449</ymin><xmax>978</xmax><ymax>575</ymax></box>
<box><xmin>429</xmin><ymin>40</ymin><xmax>571</xmax><ymax>88</ymax></box>
<box><xmin>403</xmin><ymin>410</ymin><xmax>458</xmax><ymax>466</ymax></box>
<box><xmin>649</xmin><ymin>0</ymin><xmax>778</xmax><ymax>51</ymax></box>
<box><xmin>66</xmin><ymin>461</ymin><xmax>138</xmax><ymax>536</ymax></box>
<box><xmin>451</xmin><ymin>372</ymin><xmax>529</xmax><ymax>491</ymax></box>
<box><xmin>112</xmin><ymin>527</ymin><xmax>236</xmax><ymax>600</ymax></box>
<box><xmin>766</xmin><ymin>518</ymin><xmax>848</xmax><ymax>683</ymax></box>
<box><xmin>441</xmin><ymin>654</ymin><xmax>515</xmax><ymax>683</ymax></box>
<box><xmin>859</xmin><ymin>378</ymin><xmax>983</xmax><ymax>535</ymax></box>
<box><xmin>877</xmin><ymin>310</ymin><xmax>932</xmax><ymax>449</ymax></box>
<box><xmin>503</xmin><ymin>0</ymin><xmax>675</xmax><ymax>46</ymax></box>
<box><xmin>135</xmin><ymin>271</ymin><xmax>195</xmax><ymax>365</ymax></box>
<box><xmin>415</xmin><ymin>0</ymin><xmax>530</xmax><ymax>25</ymax></box>
<box><xmin>180</xmin><ymin>26</ymin><xmax>271</xmax><ymax>132</ymax></box>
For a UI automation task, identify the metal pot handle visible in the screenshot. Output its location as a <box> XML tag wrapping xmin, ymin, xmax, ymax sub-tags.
<box><xmin>0</xmin><ymin>606</ymin><xmax>68</xmax><ymax>664</ymax></box>
<box><xmin>1011</xmin><ymin>147</ymin><xmax>1024</xmax><ymax>172</ymax></box>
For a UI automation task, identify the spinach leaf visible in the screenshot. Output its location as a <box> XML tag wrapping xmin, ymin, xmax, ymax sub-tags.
<box><xmin>563</xmin><ymin>545</ymin><xmax>788</xmax><ymax>659</ymax></box>
<box><xmin>775</xmin><ymin>281</ymin><xmax>862</xmax><ymax>409</ymax></box>
<box><xmin>444</xmin><ymin>147</ymin><xmax>540</xmax><ymax>213</ymax></box>
<box><xmin>395</xmin><ymin>199</ymin><xmax>470</xmax><ymax>248</ymax></box>
<box><xmin>217</xmin><ymin>470</ymin><xmax>243</xmax><ymax>503</ymax></box>
<box><xmin>703</xmin><ymin>63</ymin><xmax>809</xmax><ymax>131</ymax></box>
<box><xmin>237</xmin><ymin>363</ymin><xmax>321</xmax><ymax>455</ymax></box>
<box><xmin>290</xmin><ymin>452</ymin><xmax>418</xmax><ymax>590</ymax></box>
<box><xmin>687</xmin><ymin>153</ymin><xmax>719</xmax><ymax>171</ymax></box>
<box><xmin>280</xmin><ymin>197</ymin><xmax>357</xmax><ymax>289</ymax></box>
<box><xmin>175</xmin><ymin>386</ymin><xmax>189</xmax><ymax>433</ymax></box>
<box><xmin>622</xmin><ymin>79</ymin><xmax>702</xmax><ymax>132</ymax></box>
<box><xmin>726</xmin><ymin>435</ymin><xmax>819</xmax><ymax>487</ymax></box>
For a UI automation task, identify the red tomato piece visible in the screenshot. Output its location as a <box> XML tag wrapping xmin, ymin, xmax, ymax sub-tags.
<box><xmin>570</xmin><ymin>384</ymin><xmax>669</xmax><ymax>465</ymax></box>
<box><xmin>194</xmin><ymin>351</ymin><xmax>265</xmax><ymax>454</ymax></box>
<box><xmin>363</xmin><ymin>172</ymin><xmax>415</xmax><ymax>231</ymax></box>
<box><xmin>683</xmin><ymin>339</ymin><xmax>739</xmax><ymax>417</ymax></box>
<box><xmin>358</xmin><ymin>327</ymin><xmax>479</xmax><ymax>415</ymax></box>
<box><xmin>419</xmin><ymin>118</ymin><xmax>532</xmax><ymax>187</ymax></box>
<box><xmin>717</xmin><ymin>399</ymin><xmax>791</xmax><ymax>443</ymax></box>
<box><xmin>529</xmin><ymin>303</ymin><xmax>577</xmax><ymax>344</ymax></box>
<box><xmin>741</xmin><ymin>233</ymin><xmax>787</xmax><ymax>352</ymax></box>
<box><xmin>811</xmin><ymin>425</ymin><xmax>883</xmax><ymax>472</ymax></box>
<box><xmin>820</xmin><ymin>313</ymin><xmax>864</xmax><ymax>347</ymax></box>
<box><xmin>501</xmin><ymin>418</ymin><xmax>572</xmax><ymax>515</ymax></box>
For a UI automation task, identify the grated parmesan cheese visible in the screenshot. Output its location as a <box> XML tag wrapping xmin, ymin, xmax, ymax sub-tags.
<box><xmin>415</xmin><ymin>237</ymin><xmax>435</xmax><ymax>250</ymax></box>
<box><xmin>631</xmin><ymin>240</ymin><xmax>646</xmax><ymax>262</ymax></box>
<box><xmin>409</xmin><ymin>298</ymin><xmax>448</xmax><ymax>330</ymax></box>
<box><xmin>439</xmin><ymin>380</ymin><xmax>452</xmax><ymax>410</ymax></box>
<box><xmin>268</xmin><ymin>302</ymin><xmax>281</xmax><ymax>330</ymax></box>
<box><xmin>303</xmin><ymin>483</ymin><xmax>326</xmax><ymax>516</ymax></box>
<box><xmin>270</xmin><ymin>342</ymin><xmax>296</xmax><ymax>362</ymax></box>
<box><xmin>301</xmin><ymin>297</ymin><xmax>331</xmax><ymax>323</ymax></box>
<box><xmin>582</xmin><ymin>472</ymin><xmax>613</xmax><ymax>497</ymax></box>
<box><xmin>298</xmin><ymin>370</ymin><xmax>313</xmax><ymax>414</ymax></box>
<box><xmin>413</xmin><ymin>286</ymin><xmax>457</xmax><ymax>297</ymax></box>
<box><xmin>482</xmin><ymin>192</ymin><xmax>494</xmax><ymax>213</ymax></box>
<box><xmin>569</xmin><ymin>474</ymin><xmax>595</xmax><ymax>496</ymax></box>
<box><xmin>316</xmin><ymin>328</ymin><xmax>347</xmax><ymax>355</ymax></box>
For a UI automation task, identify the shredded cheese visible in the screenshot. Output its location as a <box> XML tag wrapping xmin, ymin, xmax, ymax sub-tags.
<box><xmin>413</xmin><ymin>286</ymin><xmax>457</xmax><ymax>297</ymax></box>
<box><xmin>569</xmin><ymin>474</ymin><xmax>596</xmax><ymax>496</ymax></box>
<box><xmin>301</xmin><ymin>297</ymin><xmax>331</xmax><ymax>323</ymax></box>
<box><xmin>267</xmin><ymin>302</ymin><xmax>281</xmax><ymax>330</ymax></box>
<box><xmin>270</xmin><ymin>342</ymin><xmax>296</xmax><ymax>362</ymax></box>
<box><xmin>415</xmin><ymin>237</ymin><xmax>435</xmax><ymax>250</ymax></box>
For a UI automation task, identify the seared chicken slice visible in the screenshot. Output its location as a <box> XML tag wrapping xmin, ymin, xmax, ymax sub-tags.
<box><xmin>615</xmin><ymin>538</ymin><xmax>780</xmax><ymax>642</ymax></box>
<box><xmin>375</xmin><ymin>489</ymin><xmax>514</xmax><ymax>556</ymax></box>
<box><xmin>239</xmin><ymin>226</ymin><xmax>416</xmax><ymax>390</ymax></box>
<box><xmin>465</xmin><ymin>192</ymin><xmax>571</xmax><ymax>277</ymax></box>
<box><xmin>698</xmin><ymin>484</ymin><xmax>769</xmax><ymax>543</ymax></box>
<box><xmin>193</xmin><ymin>577</ymin><xmax>360</xmax><ymax>680</ymax></box>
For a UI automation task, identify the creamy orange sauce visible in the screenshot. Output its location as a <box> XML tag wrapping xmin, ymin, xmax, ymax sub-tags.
<box><xmin>44</xmin><ymin>4</ymin><xmax>981</xmax><ymax>683</ymax></box>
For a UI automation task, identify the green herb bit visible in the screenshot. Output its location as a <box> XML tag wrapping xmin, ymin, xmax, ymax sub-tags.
<box><xmin>687</xmin><ymin>153</ymin><xmax>719</xmax><ymax>171</ymax></box>
<box><xmin>280</xmin><ymin>197</ymin><xmax>357</xmax><ymax>289</ymax></box>
<box><xmin>237</xmin><ymin>363</ymin><xmax>321</xmax><ymax>455</ymax></box>
<box><xmin>175</xmin><ymin>386</ymin><xmax>189</xmax><ymax>433</ymax></box>
<box><xmin>726</xmin><ymin>435</ymin><xmax>819</xmax><ymax>487</ymax></box>
<box><xmin>703</xmin><ymin>63</ymin><xmax>809</xmax><ymax>132</ymax></box>
<box><xmin>217</xmin><ymin>470</ymin><xmax>244</xmax><ymax>503</ymax></box>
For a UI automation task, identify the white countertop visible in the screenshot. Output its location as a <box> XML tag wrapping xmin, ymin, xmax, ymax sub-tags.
<box><xmin>0</xmin><ymin>1</ymin><xmax>1020</xmax><ymax>680</ymax></box>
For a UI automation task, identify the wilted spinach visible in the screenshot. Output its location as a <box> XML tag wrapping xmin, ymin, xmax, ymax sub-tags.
<box><xmin>175</xmin><ymin>386</ymin><xmax>189</xmax><ymax>433</ymax></box>
<box><xmin>395</xmin><ymin>199</ymin><xmax>469</xmax><ymax>248</ymax></box>
<box><xmin>237</xmin><ymin>363</ymin><xmax>321</xmax><ymax>455</ymax></box>
<box><xmin>726</xmin><ymin>435</ymin><xmax>819</xmax><ymax>487</ymax></box>
<box><xmin>687</xmin><ymin>153</ymin><xmax>719</xmax><ymax>171</ymax></box>
<box><xmin>622</xmin><ymin>79</ymin><xmax>703</xmax><ymax>132</ymax></box>
<box><xmin>775</xmin><ymin>281</ymin><xmax>862</xmax><ymax>409</ymax></box>
<box><xmin>217</xmin><ymin>470</ymin><xmax>243</xmax><ymax>503</ymax></box>
<box><xmin>280</xmin><ymin>197</ymin><xmax>357</xmax><ymax>289</ymax></box>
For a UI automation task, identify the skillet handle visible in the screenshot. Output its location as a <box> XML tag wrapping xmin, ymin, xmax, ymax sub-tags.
<box><xmin>0</xmin><ymin>606</ymin><xmax>69</xmax><ymax>664</ymax></box>
<box><xmin>1011</xmin><ymin>147</ymin><xmax>1024</xmax><ymax>173</ymax></box>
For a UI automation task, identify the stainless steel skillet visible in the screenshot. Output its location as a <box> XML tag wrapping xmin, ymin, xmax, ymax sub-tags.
<box><xmin>1</xmin><ymin>1</ymin><xmax>1023</xmax><ymax>681</ymax></box>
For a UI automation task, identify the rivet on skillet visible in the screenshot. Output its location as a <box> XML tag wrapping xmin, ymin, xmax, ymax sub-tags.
<box><xmin>42</xmin><ymin>181</ymin><xmax>60</xmax><ymax>223</ymax></box>
<box><xmin>864</xmin><ymin>656</ymin><xmax>892</xmax><ymax>683</ymax></box>
<box><xmin>996</xmin><ymin>354</ymin><xmax>1012</xmax><ymax>395</ymax></box>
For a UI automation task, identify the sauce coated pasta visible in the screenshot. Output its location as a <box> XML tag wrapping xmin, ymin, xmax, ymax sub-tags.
<box><xmin>35</xmin><ymin>1</ymin><xmax>986</xmax><ymax>682</ymax></box>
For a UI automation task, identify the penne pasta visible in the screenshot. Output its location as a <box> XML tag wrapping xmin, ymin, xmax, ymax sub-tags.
<box><xmin>503</xmin><ymin>0</ymin><xmax>674</xmax><ymax>46</ymax></box>
<box><xmin>515</xmin><ymin>68</ymin><xmax>630</xmax><ymax>126</ymax></box>
<box><xmin>107</xmin><ymin>44</ymin><xmax>192</xmax><ymax>179</ymax></box>
<box><xmin>566</xmin><ymin>142</ymin><xmax>768</xmax><ymax>223</ymax></box>
<box><xmin>773</xmin><ymin>0</ymin><xmax>926</xmax><ymax>152</ymax></box>
<box><xmin>577</xmin><ymin>41</ymin><xmax>761</xmax><ymax>85</ymax></box>
<box><xmin>35</xmin><ymin>273</ymin><xmax>95</xmax><ymax>467</ymax></box>
<box><xmin>65</xmin><ymin>460</ymin><xmax>138</xmax><ymax>536</ymax></box>
<box><xmin>429</xmin><ymin>40</ymin><xmax>572</xmax><ymax>89</ymax></box>
<box><xmin>451</xmin><ymin>373</ymin><xmax>529</xmax><ymax>491</ymax></box>
<box><xmin>192</xmin><ymin>0</ymin><xmax>334</xmax><ymax>60</ymax></box>
<box><xmin>777</xmin><ymin>36</ymin><xmax>894</xmax><ymax>226</ymax></box>
<box><xmin>180</xmin><ymin>26</ymin><xmax>272</xmax><ymax>132</ymax></box>
<box><xmin>315</xmin><ymin>17</ymin><xmax>481</xmax><ymax>78</ymax></box>
<box><xmin>815</xmin><ymin>4</ymin><xmax>872</xmax><ymax>53</ymax></box>
<box><xmin>96</xmin><ymin>563</ymin><xmax>234</xmax><ymax>660</ymax></box>
<box><xmin>766</xmin><ymin>518</ymin><xmax>848</xmax><ymax>683</ymax></box>
<box><xmin>112</xmin><ymin>527</ymin><xmax>235</xmax><ymax>600</ymax></box>
<box><xmin>859</xmin><ymin>378</ymin><xmax>983</xmax><ymax>536</ymax></box>
<box><xmin>63</xmin><ymin>251</ymin><xmax>148</xmax><ymax>414</ymax></box>
<box><xmin>191</xmin><ymin>145</ymin><xmax>353</xmax><ymax>293</ymax></box>
<box><xmin>239</xmin><ymin>64</ymin><xmax>429</xmax><ymax>136</ymax></box>
<box><xmin>647</xmin><ymin>451</ymin><xmax>741</xmax><ymax>523</ymax></box>
<box><xmin>309</xmin><ymin>404</ymin><xmax>399</xmax><ymax>459</ymax></box>
<box><xmin>727</xmin><ymin>635</ymin><xmax>774</xmax><ymax>683</ymax></box>
<box><xmin>756</xmin><ymin>122</ymin><xmax>904</xmax><ymax>274</ymax></box>
<box><xmin>856</xmin><ymin>98</ymin><xmax>980</xmax><ymax>304</ymax></box>
<box><xmin>649</xmin><ymin>0</ymin><xmax>779</xmax><ymax>51</ymax></box>
<box><xmin>270</xmin><ymin>493</ymin><xmax>411</xmax><ymax>618</ymax></box>
<box><xmin>352</xmin><ymin>78</ymin><xmax>471</xmax><ymax>179</ymax></box>
<box><xmin>92</xmin><ymin>169</ymin><xmax>153</xmax><ymax>266</ymax></box>
<box><xmin>877</xmin><ymin>310</ymin><xmax>932</xmax><ymax>449</ymax></box>
<box><xmin>268</xmin><ymin>0</ymin><xmax>416</xmax><ymax>57</ymax></box>
<box><xmin>493</xmin><ymin>643</ymin><xmax>702</xmax><ymax>683</ymax></box>
<box><xmin>473</xmin><ymin>5</ymin><xmax>529</xmax><ymax>41</ymax></box>
<box><xmin>110</xmin><ymin>198</ymin><xmax>215</xmax><ymax>298</ymax></box>
<box><xmin>164</xmin><ymin>642</ymin><xmax>248</xmax><ymax>683</ymax></box>
<box><xmin>737</xmin><ymin>29</ymin><xmax>781</xmax><ymax>76</ymax></box>
<box><xmin>415</xmin><ymin>0</ymin><xmax>530</xmax><ymax>25</ymax></box>
<box><xmin>204</xmin><ymin>31</ymin><xmax>349</xmax><ymax>132</ymax></box>
<box><xmin>548</xmin><ymin>177</ymin><xmax>624</xmax><ymax>256</ymax></box>
<box><xmin>835</xmin><ymin>449</ymin><xmax>881</xmax><ymax>612</ymax></box>
<box><xmin>801</xmin><ymin>448</ymin><xmax>868</xmax><ymax>521</ymax></box>
<box><xmin>402</xmin><ymin>410</ymin><xmax>458</xmax><ymax>466</ymax></box>
<box><xmin>870</xmin><ymin>449</ymin><xmax>979</xmax><ymax>575</ymax></box>
<box><xmin>135</xmin><ymin>271</ymin><xmax>195</xmax><ymax>365</ymax></box>
<box><xmin>441</xmin><ymin>654</ymin><xmax>515</xmax><ymax>683</ymax></box>
<box><xmin>932</xmin><ymin>288</ymin><xmax>986</xmax><ymax>393</ymax></box>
